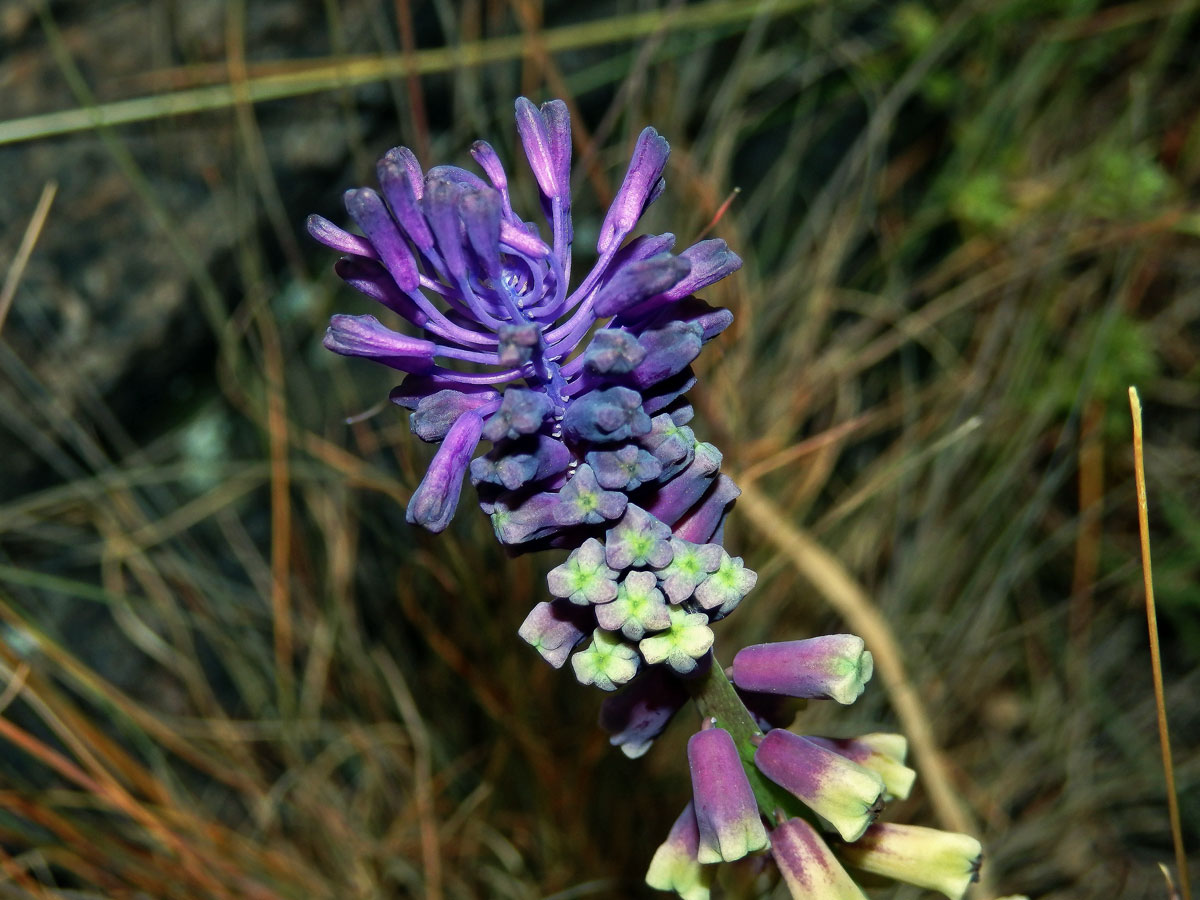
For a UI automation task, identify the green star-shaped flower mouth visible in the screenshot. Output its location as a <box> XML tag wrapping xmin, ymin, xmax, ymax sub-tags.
<box><xmin>546</xmin><ymin>538</ymin><xmax>620</xmax><ymax>605</ymax></box>
<box><xmin>694</xmin><ymin>551</ymin><xmax>757</xmax><ymax>617</ymax></box>
<box><xmin>596</xmin><ymin>570</ymin><xmax>671</xmax><ymax>639</ymax></box>
<box><xmin>571</xmin><ymin>629</ymin><xmax>641</xmax><ymax>691</ymax></box>
<box><xmin>639</xmin><ymin>607</ymin><xmax>713</xmax><ymax>674</ymax></box>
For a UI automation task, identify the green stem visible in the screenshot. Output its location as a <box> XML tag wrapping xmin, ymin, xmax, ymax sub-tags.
<box><xmin>685</xmin><ymin>656</ymin><xmax>810</xmax><ymax>826</ymax></box>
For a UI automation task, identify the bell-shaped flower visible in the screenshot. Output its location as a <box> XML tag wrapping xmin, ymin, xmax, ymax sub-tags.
<box><xmin>834</xmin><ymin>823</ymin><xmax>982</xmax><ymax>900</ymax></box>
<box><xmin>605</xmin><ymin>504</ymin><xmax>673</xmax><ymax>570</ymax></box>
<box><xmin>805</xmin><ymin>734</ymin><xmax>915</xmax><ymax>801</ymax></box>
<box><xmin>754</xmin><ymin>729</ymin><xmax>885</xmax><ymax>842</ymax></box>
<box><xmin>644</xmin><ymin>802</ymin><xmax>713</xmax><ymax>900</ymax></box>
<box><xmin>770</xmin><ymin>817</ymin><xmax>867</xmax><ymax>900</ymax></box>
<box><xmin>693</xmin><ymin>551</ymin><xmax>757</xmax><ymax>618</ymax></box>
<box><xmin>730</xmin><ymin>635</ymin><xmax>873</xmax><ymax>705</ymax></box>
<box><xmin>688</xmin><ymin>726</ymin><xmax>768</xmax><ymax>863</ymax></box>
<box><xmin>657</xmin><ymin>538</ymin><xmax>724</xmax><ymax>604</ymax></box>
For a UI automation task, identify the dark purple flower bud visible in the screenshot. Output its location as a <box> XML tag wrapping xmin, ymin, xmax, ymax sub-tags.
<box><xmin>606</xmin><ymin>504</ymin><xmax>673</xmax><ymax>570</ymax></box>
<box><xmin>554</xmin><ymin>464</ymin><xmax>628</xmax><ymax>526</ymax></box>
<box><xmin>642</xmin><ymin>368</ymin><xmax>698</xmax><ymax>415</ymax></box>
<box><xmin>644</xmin><ymin>802</ymin><xmax>712</xmax><ymax>898</ymax></box>
<box><xmin>459</xmin><ymin>187</ymin><xmax>504</xmax><ymax>280</ymax></box>
<box><xmin>547</xmin><ymin>537</ymin><xmax>619</xmax><ymax>606</ymax></box>
<box><xmin>730</xmin><ymin>636</ymin><xmax>873</xmax><ymax>705</ymax></box>
<box><xmin>660</xmin><ymin>238</ymin><xmax>742</xmax><ymax>302</ymax></box>
<box><xmin>323</xmin><ymin>314</ymin><xmax>436</xmax><ymax>373</ymax></box>
<box><xmin>377</xmin><ymin>147</ymin><xmax>434</xmax><ymax>251</ymax></box>
<box><xmin>598</xmin><ymin>127</ymin><xmax>671</xmax><ymax>254</ymax></box>
<box><xmin>469</xmin><ymin>141</ymin><xmax>511</xmax><ymax>210</ymax></box>
<box><xmin>562</xmin><ymin>386</ymin><xmax>651</xmax><ymax>444</ymax></box>
<box><xmin>583</xmin><ymin>329</ymin><xmax>646</xmax><ymax>375</ymax></box>
<box><xmin>657</xmin><ymin>538</ymin><xmax>724</xmax><ymax>604</ymax></box>
<box><xmin>483</xmin><ymin>389</ymin><xmax>553</xmax><ymax>441</ymax></box>
<box><xmin>630</xmin><ymin>320</ymin><xmax>703</xmax><ymax>389</ymax></box>
<box><xmin>306</xmin><ymin>214</ymin><xmax>378</xmax><ymax>258</ymax></box>
<box><xmin>672</xmin><ymin>474</ymin><xmax>741</xmax><ymax>544</ymax></box>
<box><xmin>770</xmin><ymin>817</ymin><xmax>867</xmax><ymax>900</ymax></box>
<box><xmin>540</xmin><ymin>99</ymin><xmax>572</xmax><ymax>207</ymax></box>
<box><xmin>585</xmin><ymin>444</ymin><xmax>662</xmax><ymax>491</ymax></box>
<box><xmin>421</xmin><ymin>176</ymin><xmax>470</xmax><ymax>280</ymax></box>
<box><xmin>470</xmin><ymin>434</ymin><xmax>570</xmax><ymax>490</ymax></box>
<box><xmin>497</xmin><ymin>323</ymin><xmax>540</xmax><ymax>366</ymax></box>
<box><xmin>693</xmin><ymin>550</ymin><xmax>757</xmax><ymax>618</ymax></box>
<box><xmin>640</xmin><ymin>414</ymin><xmax>696</xmax><ymax>481</ymax></box>
<box><xmin>592</xmin><ymin>254</ymin><xmax>692</xmax><ymax>318</ymax></box>
<box><xmin>410</xmin><ymin>387</ymin><xmax>502</xmax><ymax>443</ymax></box>
<box><xmin>334</xmin><ymin>257</ymin><xmax>430</xmax><ymax>327</ymax></box>
<box><xmin>405</xmin><ymin>410</ymin><xmax>484</xmax><ymax>532</ymax></box>
<box><xmin>754</xmin><ymin>729</ymin><xmax>885</xmax><ymax>842</ymax></box>
<box><xmin>344</xmin><ymin>187</ymin><xmax>420</xmax><ymax>292</ymax></box>
<box><xmin>688</xmin><ymin>727</ymin><xmax>768</xmax><ymax>863</ymax></box>
<box><xmin>599</xmin><ymin>666</ymin><xmax>688</xmax><ymax>758</ymax></box>
<box><xmin>518</xmin><ymin>599</ymin><xmax>593</xmax><ymax>668</ymax></box>
<box><xmin>595</xmin><ymin>570</ymin><xmax>671</xmax><ymax>639</ymax></box>
<box><xmin>645</xmin><ymin>441</ymin><xmax>722</xmax><ymax>526</ymax></box>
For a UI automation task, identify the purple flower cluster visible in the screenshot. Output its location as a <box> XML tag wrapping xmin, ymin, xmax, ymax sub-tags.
<box><xmin>311</xmin><ymin>99</ymin><xmax>981</xmax><ymax>900</ymax></box>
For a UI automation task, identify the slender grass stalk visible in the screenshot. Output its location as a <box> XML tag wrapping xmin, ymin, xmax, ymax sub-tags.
<box><xmin>1128</xmin><ymin>386</ymin><xmax>1191</xmax><ymax>900</ymax></box>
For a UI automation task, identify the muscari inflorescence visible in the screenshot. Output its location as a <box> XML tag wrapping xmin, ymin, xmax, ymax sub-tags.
<box><xmin>310</xmin><ymin>98</ymin><xmax>982</xmax><ymax>900</ymax></box>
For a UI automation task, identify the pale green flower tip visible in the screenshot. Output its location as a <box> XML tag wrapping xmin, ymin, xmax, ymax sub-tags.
<box><xmin>836</xmin><ymin>823</ymin><xmax>983</xmax><ymax>900</ymax></box>
<box><xmin>546</xmin><ymin>537</ymin><xmax>619</xmax><ymax>605</ymax></box>
<box><xmin>639</xmin><ymin>607</ymin><xmax>714</xmax><ymax>674</ymax></box>
<box><xmin>857</xmin><ymin>733</ymin><xmax>907</xmax><ymax>762</ymax></box>
<box><xmin>827</xmin><ymin>646</ymin><xmax>872</xmax><ymax>704</ymax></box>
<box><xmin>645</xmin><ymin>803</ymin><xmax>714</xmax><ymax>900</ymax></box>
<box><xmin>571</xmin><ymin>629</ymin><xmax>640</xmax><ymax>691</ymax></box>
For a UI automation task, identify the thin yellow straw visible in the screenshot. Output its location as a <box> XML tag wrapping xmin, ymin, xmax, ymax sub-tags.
<box><xmin>1128</xmin><ymin>386</ymin><xmax>1191</xmax><ymax>900</ymax></box>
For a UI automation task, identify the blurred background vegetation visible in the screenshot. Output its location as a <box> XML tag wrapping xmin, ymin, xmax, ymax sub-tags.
<box><xmin>0</xmin><ymin>0</ymin><xmax>1198</xmax><ymax>897</ymax></box>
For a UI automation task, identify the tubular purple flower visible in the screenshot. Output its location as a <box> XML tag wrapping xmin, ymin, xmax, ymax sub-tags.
<box><xmin>771</xmin><ymin>817</ymin><xmax>868</xmax><ymax>900</ymax></box>
<box><xmin>598</xmin><ymin>127</ymin><xmax>671</xmax><ymax>254</ymax></box>
<box><xmin>377</xmin><ymin>147</ymin><xmax>433</xmax><ymax>250</ymax></box>
<box><xmin>592</xmin><ymin>254</ymin><xmax>692</xmax><ymax>317</ymax></box>
<box><xmin>323</xmin><ymin>314</ymin><xmax>437</xmax><ymax>373</ymax></box>
<box><xmin>306</xmin><ymin>213</ymin><xmax>378</xmax><ymax>257</ymax></box>
<box><xmin>688</xmin><ymin>726</ymin><xmax>769</xmax><ymax>863</ymax></box>
<box><xmin>406</xmin><ymin>411</ymin><xmax>484</xmax><ymax>532</ymax></box>
<box><xmin>672</xmin><ymin>474</ymin><xmax>741</xmax><ymax>545</ymax></box>
<box><xmin>344</xmin><ymin>187</ymin><xmax>420</xmax><ymax>292</ymax></box>
<box><xmin>754</xmin><ymin>729</ymin><xmax>885</xmax><ymax>842</ymax></box>
<box><xmin>730</xmin><ymin>636</ymin><xmax>874</xmax><ymax>705</ymax></box>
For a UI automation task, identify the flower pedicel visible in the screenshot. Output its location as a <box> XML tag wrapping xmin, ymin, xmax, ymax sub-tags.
<box><xmin>310</xmin><ymin>97</ymin><xmax>981</xmax><ymax>898</ymax></box>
